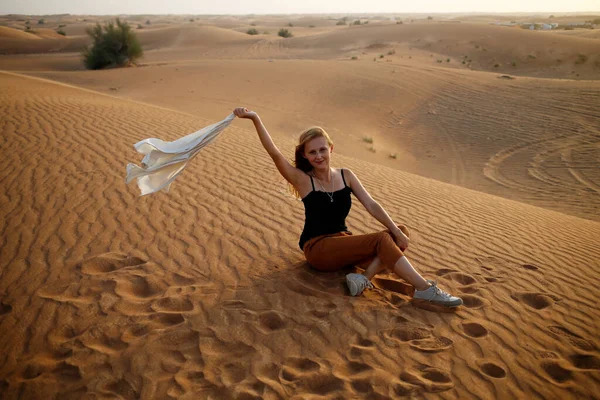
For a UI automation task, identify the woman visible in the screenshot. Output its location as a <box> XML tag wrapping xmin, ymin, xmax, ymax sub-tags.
<box><xmin>233</xmin><ymin>107</ymin><xmax>462</xmax><ymax>307</ymax></box>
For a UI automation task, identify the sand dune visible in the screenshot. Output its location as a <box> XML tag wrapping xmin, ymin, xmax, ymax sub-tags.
<box><xmin>25</xmin><ymin>57</ymin><xmax>600</xmax><ymax>221</ymax></box>
<box><xmin>1</xmin><ymin>70</ymin><xmax>599</xmax><ymax>399</ymax></box>
<box><xmin>1</xmin><ymin>12</ymin><xmax>600</xmax><ymax>399</ymax></box>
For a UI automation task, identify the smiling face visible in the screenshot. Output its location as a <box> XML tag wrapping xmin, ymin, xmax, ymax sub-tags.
<box><xmin>304</xmin><ymin>136</ymin><xmax>333</xmax><ymax>171</ymax></box>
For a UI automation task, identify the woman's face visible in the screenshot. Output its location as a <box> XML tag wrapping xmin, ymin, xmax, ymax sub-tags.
<box><xmin>304</xmin><ymin>136</ymin><xmax>333</xmax><ymax>171</ymax></box>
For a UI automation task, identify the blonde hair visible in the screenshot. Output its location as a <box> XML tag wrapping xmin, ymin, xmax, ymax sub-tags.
<box><xmin>289</xmin><ymin>126</ymin><xmax>334</xmax><ymax>199</ymax></box>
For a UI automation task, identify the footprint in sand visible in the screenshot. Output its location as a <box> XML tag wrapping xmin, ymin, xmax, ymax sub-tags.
<box><xmin>547</xmin><ymin>326</ymin><xmax>597</xmax><ymax>352</ymax></box>
<box><xmin>257</xmin><ymin>311</ymin><xmax>287</xmax><ymax>332</ymax></box>
<box><xmin>78</xmin><ymin>252</ymin><xmax>146</xmax><ymax>275</ymax></box>
<box><xmin>381</xmin><ymin>326</ymin><xmax>454</xmax><ymax>353</ymax></box>
<box><xmin>221</xmin><ymin>361</ymin><xmax>248</xmax><ymax>385</ymax></box>
<box><xmin>460</xmin><ymin>295</ymin><xmax>489</xmax><ymax>309</ymax></box>
<box><xmin>114</xmin><ymin>275</ymin><xmax>166</xmax><ymax>300</ymax></box>
<box><xmin>280</xmin><ymin>357</ymin><xmax>321</xmax><ymax>382</ymax></box>
<box><xmin>399</xmin><ymin>366</ymin><xmax>453</xmax><ymax>393</ymax></box>
<box><xmin>152</xmin><ymin>296</ymin><xmax>194</xmax><ymax>313</ymax></box>
<box><xmin>540</xmin><ymin>360</ymin><xmax>574</xmax><ymax>384</ymax></box>
<box><xmin>478</xmin><ymin>361</ymin><xmax>507</xmax><ymax>379</ymax></box>
<box><xmin>462</xmin><ymin>321</ymin><xmax>489</xmax><ymax>338</ymax></box>
<box><xmin>348</xmin><ymin>336</ymin><xmax>376</xmax><ymax>359</ymax></box>
<box><xmin>569</xmin><ymin>354</ymin><xmax>600</xmax><ymax>370</ymax></box>
<box><xmin>0</xmin><ymin>302</ymin><xmax>12</xmax><ymax>316</ymax></box>
<box><xmin>512</xmin><ymin>292</ymin><xmax>561</xmax><ymax>310</ymax></box>
<box><xmin>310</xmin><ymin>301</ymin><xmax>337</xmax><ymax>319</ymax></box>
<box><xmin>410</xmin><ymin>336</ymin><xmax>454</xmax><ymax>353</ymax></box>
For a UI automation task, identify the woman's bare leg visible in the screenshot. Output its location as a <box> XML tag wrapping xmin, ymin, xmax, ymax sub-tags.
<box><xmin>393</xmin><ymin>256</ymin><xmax>430</xmax><ymax>291</ymax></box>
<box><xmin>363</xmin><ymin>256</ymin><xmax>385</xmax><ymax>280</ymax></box>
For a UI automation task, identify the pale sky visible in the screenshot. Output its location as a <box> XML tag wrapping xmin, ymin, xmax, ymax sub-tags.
<box><xmin>1</xmin><ymin>0</ymin><xmax>598</xmax><ymax>16</ymax></box>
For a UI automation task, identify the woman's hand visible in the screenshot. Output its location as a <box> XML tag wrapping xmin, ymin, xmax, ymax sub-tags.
<box><xmin>233</xmin><ymin>107</ymin><xmax>258</xmax><ymax>120</ymax></box>
<box><xmin>392</xmin><ymin>229</ymin><xmax>410</xmax><ymax>252</ymax></box>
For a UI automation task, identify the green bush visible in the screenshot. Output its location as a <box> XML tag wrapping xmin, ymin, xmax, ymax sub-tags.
<box><xmin>278</xmin><ymin>28</ymin><xmax>293</xmax><ymax>38</ymax></box>
<box><xmin>137</xmin><ymin>24</ymin><xmax>143</xmax><ymax>29</ymax></box>
<box><xmin>38</xmin><ymin>19</ymin><xmax>45</xmax><ymax>25</ymax></box>
<box><xmin>146</xmin><ymin>19</ymin><xmax>151</xmax><ymax>25</ymax></box>
<box><xmin>287</xmin><ymin>22</ymin><xmax>293</xmax><ymax>27</ymax></box>
<box><xmin>82</xmin><ymin>18</ymin><xmax>143</xmax><ymax>70</ymax></box>
<box><xmin>353</xmin><ymin>20</ymin><xmax>361</xmax><ymax>25</ymax></box>
<box><xmin>246</xmin><ymin>28</ymin><xmax>259</xmax><ymax>35</ymax></box>
<box><xmin>56</xmin><ymin>29</ymin><xmax>66</xmax><ymax>36</ymax></box>
<box><xmin>336</xmin><ymin>20</ymin><xmax>346</xmax><ymax>25</ymax></box>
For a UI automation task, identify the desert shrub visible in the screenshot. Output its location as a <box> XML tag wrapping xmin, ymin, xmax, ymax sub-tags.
<box><xmin>351</xmin><ymin>56</ymin><xmax>357</xmax><ymax>60</ymax></box>
<box><xmin>278</xmin><ymin>28</ymin><xmax>293</xmax><ymax>38</ymax></box>
<box><xmin>528</xmin><ymin>54</ymin><xmax>536</xmax><ymax>59</ymax></box>
<box><xmin>494</xmin><ymin>64</ymin><xmax>499</xmax><ymax>67</ymax></box>
<box><xmin>146</xmin><ymin>19</ymin><xmax>151</xmax><ymax>25</ymax></box>
<box><xmin>25</xmin><ymin>26</ymin><xmax>32</xmax><ymax>32</ymax></box>
<box><xmin>309</xmin><ymin>25</ymin><xmax>315</xmax><ymax>28</ymax></box>
<box><xmin>362</xmin><ymin>137</ymin><xmax>373</xmax><ymax>144</ymax></box>
<box><xmin>388</xmin><ymin>49</ymin><xmax>395</xmax><ymax>55</ymax></box>
<box><xmin>389</xmin><ymin>153</ymin><xmax>397</xmax><ymax>159</ymax></box>
<box><xmin>137</xmin><ymin>24</ymin><xmax>143</xmax><ymax>29</ymax></box>
<box><xmin>397</xmin><ymin>21</ymin><xmax>403</xmax><ymax>24</ymax></box>
<box><xmin>58</xmin><ymin>24</ymin><xmax>66</xmax><ymax>28</ymax></box>
<box><xmin>512</xmin><ymin>61</ymin><xmax>516</xmax><ymax>66</ymax></box>
<box><xmin>246</xmin><ymin>28</ymin><xmax>259</xmax><ymax>35</ymax></box>
<box><xmin>446</xmin><ymin>58</ymin><xmax>450</xmax><ymax>62</ymax></box>
<box><xmin>353</xmin><ymin>20</ymin><xmax>361</xmax><ymax>25</ymax></box>
<box><xmin>83</xmin><ymin>18</ymin><xmax>143</xmax><ymax>70</ymax></box>
<box><xmin>287</xmin><ymin>22</ymin><xmax>293</xmax><ymax>27</ymax></box>
<box><xmin>190</xmin><ymin>18</ymin><xmax>195</xmax><ymax>22</ymax></box>
<box><xmin>427</xmin><ymin>16</ymin><xmax>433</xmax><ymax>20</ymax></box>
<box><xmin>56</xmin><ymin>29</ymin><xmax>66</xmax><ymax>36</ymax></box>
<box><xmin>379</xmin><ymin>54</ymin><xmax>384</xmax><ymax>58</ymax></box>
<box><xmin>38</xmin><ymin>19</ymin><xmax>45</xmax><ymax>24</ymax></box>
<box><xmin>336</xmin><ymin>20</ymin><xmax>346</xmax><ymax>25</ymax></box>
<box><xmin>592</xmin><ymin>18</ymin><xmax>600</xmax><ymax>24</ymax></box>
<box><xmin>250</xmin><ymin>23</ymin><xmax>256</xmax><ymax>26</ymax></box>
<box><xmin>368</xmin><ymin>146</ymin><xmax>376</xmax><ymax>153</ymax></box>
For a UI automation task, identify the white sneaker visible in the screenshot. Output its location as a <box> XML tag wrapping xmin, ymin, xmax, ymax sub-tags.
<box><xmin>346</xmin><ymin>273</ymin><xmax>374</xmax><ymax>296</ymax></box>
<box><xmin>413</xmin><ymin>280</ymin><xmax>463</xmax><ymax>307</ymax></box>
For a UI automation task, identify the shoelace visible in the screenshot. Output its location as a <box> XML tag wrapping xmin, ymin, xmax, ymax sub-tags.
<box><xmin>429</xmin><ymin>281</ymin><xmax>452</xmax><ymax>299</ymax></box>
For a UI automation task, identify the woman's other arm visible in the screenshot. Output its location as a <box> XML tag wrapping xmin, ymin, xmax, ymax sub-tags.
<box><xmin>345</xmin><ymin>169</ymin><xmax>409</xmax><ymax>249</ymax></box>
<box><xmin>233</xmin><ymin>107</ymin><xmax>304</xmax><ymax>186</ymax></box>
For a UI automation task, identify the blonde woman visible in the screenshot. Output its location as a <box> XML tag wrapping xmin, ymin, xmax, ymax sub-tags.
<box><xmin>234</xmin><ymin>107</ymin><xmax>462</xmax><ymax>307</ymax></box>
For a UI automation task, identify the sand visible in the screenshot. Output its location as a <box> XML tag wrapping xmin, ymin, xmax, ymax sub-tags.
<box><xmin>1</xmin><ymin>13</ymin><xmax>599</xmax><ymax>399</ymax></box>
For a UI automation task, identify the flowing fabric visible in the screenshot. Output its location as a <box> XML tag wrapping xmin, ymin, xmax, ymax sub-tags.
<box><xmin>126</xmin><ymin>113</ymin><xmax>235</xmax><ymax>196</ymax></box>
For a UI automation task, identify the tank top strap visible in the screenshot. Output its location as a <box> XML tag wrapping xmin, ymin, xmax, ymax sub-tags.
<box><xmin>341</xmin><ymin>169</ymin><xmax>347</xmax><ymax>188</ymax></box>
<box><xmin>309</xmin><ymin>174</ymin><xmax>315</xmax><ymax>191</ymax></box>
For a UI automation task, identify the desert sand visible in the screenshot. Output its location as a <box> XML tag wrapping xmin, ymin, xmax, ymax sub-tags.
<box><xmin>1</xmin><ymin>12</ymin><xmax>599</xmax><ymax>399</ymax></box>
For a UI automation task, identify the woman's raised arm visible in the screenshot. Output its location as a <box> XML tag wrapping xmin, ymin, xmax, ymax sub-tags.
<box><xmin>233</xmin><ymin>107</ymin><xmax>304</xmax><ymax>186</ymax></box>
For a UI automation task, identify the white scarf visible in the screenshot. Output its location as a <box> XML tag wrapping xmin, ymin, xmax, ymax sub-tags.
<box><xmin>126</xmin><ymin>113</ymin><xmax>235</xmax><ymax>196</ymax></box>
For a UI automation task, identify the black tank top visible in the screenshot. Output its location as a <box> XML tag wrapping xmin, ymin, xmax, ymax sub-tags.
<box><xmin>299</xmin><ymin>169</ymin><xmax>352</xmax><ymax>250</ymax></box>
